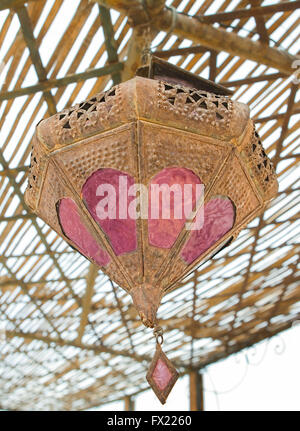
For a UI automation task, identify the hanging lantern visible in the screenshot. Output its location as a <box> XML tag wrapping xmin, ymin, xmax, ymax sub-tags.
<box><xmin>25</xmin><ymin>57</ymin><xmax>278</xmax><ymax>403</ymax></box>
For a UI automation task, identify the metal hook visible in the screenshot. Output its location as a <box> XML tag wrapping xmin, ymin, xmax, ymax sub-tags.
<box><xmin>153</xmin><ymin>325</ymin><xmax>164</xmax><ymax>345</ymax></box>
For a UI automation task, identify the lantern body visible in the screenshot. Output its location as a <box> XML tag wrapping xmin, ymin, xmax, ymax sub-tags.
<box><xmin>25</xmin><ymin>72</ymin><xmax>278</xmax><ymax>328</ymax></box>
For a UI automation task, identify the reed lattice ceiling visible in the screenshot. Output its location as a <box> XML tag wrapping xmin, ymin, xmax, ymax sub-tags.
<box><xmin>0</xmin><ymin>0</ymin><xmax>299</xmax><ymax>411</ymax></box>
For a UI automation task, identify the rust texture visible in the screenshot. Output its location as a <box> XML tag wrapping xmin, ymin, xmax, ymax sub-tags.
<box><xmin>25</xmin><ymin>74</ymin><xmax>278</xmax><ymax>328</ymax></box>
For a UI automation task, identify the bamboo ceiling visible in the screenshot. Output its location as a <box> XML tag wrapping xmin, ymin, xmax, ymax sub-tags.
<box><xmin>0</xmin><ymin>0</ymin><xmax>299</xmax><ymax>411</ymax></box>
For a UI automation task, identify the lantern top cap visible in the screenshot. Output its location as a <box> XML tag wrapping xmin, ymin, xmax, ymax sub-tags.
<box><xmin>136</xmin><ymin>55</ymin><xmax>233</xmax><ymax>96</ymax></box>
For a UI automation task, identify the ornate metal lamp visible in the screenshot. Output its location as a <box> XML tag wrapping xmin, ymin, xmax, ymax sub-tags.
<box><xmin>25</xmin><ymin>57</ymin><xmax>278</xmax><ymax>403</ymax></box>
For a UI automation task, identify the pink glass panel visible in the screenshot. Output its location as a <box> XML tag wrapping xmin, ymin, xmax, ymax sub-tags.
<box><xmin>148</xmin><ymin>167</ymin><xmax>202</xmax><ymax>248</ymax></box>
<box><xmin>181</xmin><ymin>196</ymin><xmax>235</xmax><ymax>264</ymax></box>
<box><xmin>58</xmin><ymin>198</ymin><xmax>110</xmax><ymax>267</ymax></box>
<box><xmin>82</xmin><ymin>168</ymin><xmax>137</xmax><ymax>256</ymax></box>
<box><xmin>152</xmin><ymin>359</ymin><xmax>173</xmax><ymax>391</ymax></box>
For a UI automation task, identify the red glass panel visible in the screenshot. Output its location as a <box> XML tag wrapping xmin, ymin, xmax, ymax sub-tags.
<box><xmin>148</xmin><ymin>167</ymin><xmax>202</xmax><ymax>248</ymax></box>
<box><xmin>152</xmin><ymin>358</ymin><xmax>173</xmax><ymax>391</ymax></box>
<box><xmin>82</xmin><ymin>168</ymin><xmax>137</xmax><ymax>256</ymax></box>
<box><xmin>181</xmin><ymin>196</ymin><xmax>235</xmax><ymax>264</ymax></box>
<box><xmin>58</xmin><ymin>198</ymin><xmax>110</xmax><ymax>267</ymax></box>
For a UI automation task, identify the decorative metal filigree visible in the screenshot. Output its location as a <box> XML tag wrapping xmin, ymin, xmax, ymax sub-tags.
<box><xmin>25</xmin><ymin>58</ymin><xmax>278</xmax><ymax>404</ymax></box>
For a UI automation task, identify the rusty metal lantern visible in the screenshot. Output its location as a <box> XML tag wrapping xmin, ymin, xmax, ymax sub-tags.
<box><xmin>25</xmin><ymin>57</ymin><xmax>278</xmax><ymax>403</ymax></box>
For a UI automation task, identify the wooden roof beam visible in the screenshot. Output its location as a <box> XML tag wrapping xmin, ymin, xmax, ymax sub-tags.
<box><xmin>98</xmin><ymin>5</ymin><xmax>122</xmax><ymax>85</ymax></box>
<box><xmin>121</xmin><ymin>25</ymin><xmax>157</xmax><ymax>80</ymax></box>
<box><xmin>76</xmin><ymin>264</ymin><xmax>98</xmax><ymax>343</ymax></box>
<box><xmin>6</xmin><ymin>330</ymin><xmax>190</xmax><ymax>370</ymax></box>
<box><xmin>209</xmin><ymin>50</ymin><xmax>217</xmax><ymax>82</ymax></box>
<box><xmin>0</xmin><ymin>277</ymin><xmax>84</xmax><ymax>288</ymax></box>
<box><xmin>200</xmin><ymin>1</ymin><xmax>300</xmax><ymax>23</ymax></box>
<box><xmin>254</xmin><ymin>108</ymin><xmax>300</xmax><ymax>124</ymax></box>
<box><xmin>250</xmin><ymin>0</ymin><xmax>269</xmax><ymax>45</ymax></box>
<box><xmin>0</xmin><ymin>63</ymin><xmax>123</xmax><ymax>102</ymax></box>
<box><xmin>0</xmin><ymin>0</ymin><xmax>39</xmax><ymax>11</ymax></box>
<box><xmin>253</xmin><ymin>15</ymin><xmax>269</xmax><ymax>45</ymax></box>
<box><xmin>272</xmin><ymin>84</ymin><xmax>299</xmax><ymax>167</ymax></box>
<box><xmin>220</xmin><ymin>72</ymin><xmax>287</xmax><ymax>87</ymax></box>
<box><xmin>157</xmin><ymin>7</ymin><xmax>298</xmax><ymax>76</ymax></box>
<box><xmin>15</xmin><ymin>5</ymin><xmax>56</xmax><ymax>115</ymax></box>
<box><xmin>93</xmin><ymin>0</ymin><xmax>299</xmax><ymax>76</ymax></box>
<box><xmin>0</xmin><ymin>165</ymin><xmax>29</xmax><ymax>176</ymax></box>
<box><xmin>155</xmin><ymin>45</ymin><xmax>210</xmax><ymax>58</ymax></box>
<box><xmin>91</xmin><ymin>0</ymin><xmax>165</xmax><ymax>22</ymax></box>
<box><xmin>0</xmin><ymin>213</ymin><xmax>36</xmax><ymax>222</ymax></box>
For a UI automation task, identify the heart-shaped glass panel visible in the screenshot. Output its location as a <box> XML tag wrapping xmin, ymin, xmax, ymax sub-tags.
<box><xmin>148</xmin><ymin>167</ymin><xmax>203</xmax><ymax>249</ymax></box>
<box><xmin>82</xmin><ymin>168</ymin><xmax>137</xmax><ymax>256</ymax></box>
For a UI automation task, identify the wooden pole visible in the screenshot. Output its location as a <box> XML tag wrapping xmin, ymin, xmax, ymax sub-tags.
<box><xmin>0</xmin><ymin>63</ymin><xmax>123</xmax><ymax>101</ymax></box>
<box><xmin>250</xmin><ymin>0</ymin><xmax>269</xmax><ymax>45</ymax></box>
<box><xmin>156</xmin><ymin>8</ymin><xmax>297</xmax><ymax>76</ymax></box>
<box><xmin>121</xmin><ymin>25</ymin><xmax>157</xmax><ymax>81</ymax></box>
<box><xmin>220</xmin><ymin>72</ymin><xmax>286</xmax><ymax>87</ymax></box>
<box><xmin>76</xmin><ymin>264</ymin><xmax>98</xmax><ymax>343</ymax></box>
<box><xmin>124</xmin><ymin>395</ymin><xmax>135</xmax><ymax>411</ymax></box>
<box><xmin>98</xmin><ymin>5</ymin><xmax>122</xmax><ymax>85</ymax></box>
<box><xmin>189</xmin><ymin>370</ymin><xmax>204</xmax><ymax>411</ymax></box>
<box><xmin>155</xmin><ymin>45</ymin><xmax>209</xmax><ymax>58</ymax></box>
<box><xmin>209</xmin><ymin>51</ymin><xmax>217</xmax><ymax>82</ymax></box>
<box><xmin>253</xmin><ymin>108</ymin><xmax>300</xmax><ymax>124</ymax></box>
<box><xmin>5</xmin><ymin>329</ymin><xmax>186</xmax><ymax>368</ymax></box>
<box><xmin>93</xmin><ymin>0</ymin><xmax>298</xmax><ymax>75</ymax></box>
<box><xmin>0</xmin><ymin>0</ymin><xmax>40</xmax><ymax>11</ymax></box>
<box><xmin>15</xmin><ymin>5</ymin><xmax>57</xmax><ymax>115</ymax></box>
<box><xmin>198</xmin><ymin>1</ymin><xmax>300</xmax><ymax>23</ymax></box>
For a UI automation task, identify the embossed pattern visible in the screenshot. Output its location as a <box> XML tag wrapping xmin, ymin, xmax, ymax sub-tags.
<box><xmin>25</xmin><ymin>136</ymin><xmax>47</xmax><ymax>210</ymax></box>
<box><xmin>140</xmin><ymin>122</ymin><xmax>227</xmax><ymax>185</ymax></box>
<box><xmin>243</xmin><ymin>127</ymin><xmax>278</xmax><ymax>200</ymax></box>
<box><xmin>157</xmin><ymin>81</ymin><xmax>233</xmax><ymax>136</ymax></box>
<box><xmin>58</xmin><ymin>129</ymin><xmax>134</xmax><ymax>193</ymax></box>
<box><xmin>210</xmin><ymin>155</ymin><xmax>261</xmax><ymax>224</ymax></box>
<box><xmin>37</xmin><ymin>85</ymin><xmax>124</xmax><ymax>150</ymax></box>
